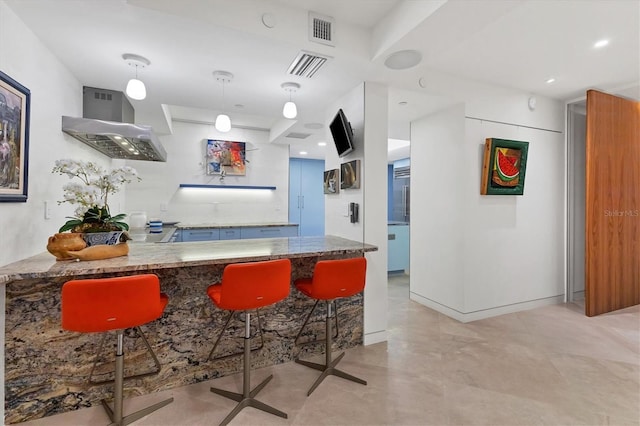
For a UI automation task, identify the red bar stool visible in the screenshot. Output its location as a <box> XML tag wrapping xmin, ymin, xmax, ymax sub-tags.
<box><xmin>294</xmin><ymin>257</ymin><xmax>367</xmax><ymax>396</ymax></box>
<box><xmin>61</xmin><ymin>274</ymin><xmax>173</xmax><ymax>426</ymax></box>
<box><xmin>207</xmin><ymin>259</ymin><xmax>291</xmax><ymax>426</ymax></box>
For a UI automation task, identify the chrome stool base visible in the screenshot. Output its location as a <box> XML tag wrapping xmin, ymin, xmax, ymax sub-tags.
<box><xmin>295</xmin><ymin>300</ymin><xmax>366</xmax><ymax>396</ymax></box>
<box><xmin>210</xmin><ymin>312</ymin><xmax>287</xmax><ymax>426</ymax></box>
<box><xmin>101</xmin><ymin>330</ymin><xmax>173</xmax><ymax>426</ymax></box>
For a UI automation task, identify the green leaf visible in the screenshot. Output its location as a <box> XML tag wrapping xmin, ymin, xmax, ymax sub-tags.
<box><xmin>58</xmin><ymin>219</ymin><xmax>83</xmax><ymax>233</ymax></box>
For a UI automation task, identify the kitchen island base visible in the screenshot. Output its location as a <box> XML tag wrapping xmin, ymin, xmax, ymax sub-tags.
<box><xmin>1</xmin><ymin>237</ymin><xmax>374</xmax><ymax>423</ymax></box>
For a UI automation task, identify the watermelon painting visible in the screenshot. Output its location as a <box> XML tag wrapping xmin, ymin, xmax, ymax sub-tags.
<box><xmin>481</xmin><ymin>138</ymin><xmax>529</xmax><ymax>195</ymax></box>
<box><xmin>492</xmin><ymin>148</ymin><xmax>521</xmax><ymax>187</ymax></box>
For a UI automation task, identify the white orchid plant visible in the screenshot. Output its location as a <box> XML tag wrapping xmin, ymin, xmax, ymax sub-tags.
<box><xmin>52</xmin><ymin>159</ymin><xmax>140</xmax><ymax>233</ymax></box>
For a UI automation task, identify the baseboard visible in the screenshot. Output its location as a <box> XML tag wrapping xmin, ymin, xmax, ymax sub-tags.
<box><xmin>363</xmin><ymin>329</ymin><xmax>387</xmax><ymax>345</ymax></box>
<box><xmin>409</xmin><ymin>292</ymin><xmax>564</xmax><ymax>323</ymax></box>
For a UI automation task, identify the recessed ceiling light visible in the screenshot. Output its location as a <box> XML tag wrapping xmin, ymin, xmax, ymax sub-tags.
<box><xmin>546</xmin><ymin>77</ymin><xmax>556</xmax><ymax>84</ymax></box>
<box><xmin>318</xmin><ymin>142</ymin><xmax>326</xmax><ymax>146</ymax></box>
<box><xmin>234</xmin><ymin>104</ymin><xmax>244</xmax><ymax>109</ymax></box>
<box><xmin>398</xmin><ymin>101</ymin><xmax>408</xmax><ymax>106</ymax></box>
<box><xmin>299</xmin><ymin>151</ymin><xmax>308</xmax><ymax>155</ymax></box>
<box><xmin>594</xmin><ymin>39</ymin><xmax>609</xmax><ymax>48</ymax></box>
<box><xmin>384</xmin><ymin>50</ymin><xmax>422</xmax><ymax>70</ymax></box>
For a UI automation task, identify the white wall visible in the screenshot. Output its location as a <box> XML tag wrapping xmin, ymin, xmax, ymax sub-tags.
<box><xmin>124</xmin><ymin>120</ymin><xmax>290</xmax><ymax>224</ymax></box>
<box><xmin>0</xmin><ymin>2</ymin><xmax>120</xmax><ymax>268</ymax></box>
<box><xmin>410</xmin><ymin>89</ymin><xmax>566</xmax><ymax>322</ymax></box>
<box><xmin>324</xmin><ymin>82</ymin><xmax>389</xmax><ymax>345</ymax></box>
<box><xmin>0</xmin><ymin>1</ymin><xmax>124</xmax><ymax>421</ymax></box>
<box><xmin>410</xmin><ymin>104</ymin><xmax>467</xmax><ymax>313</ymax></box>
<box><xmin>568</xmin><ymin>105</ymin><xmax>586</xmax><ymax>297</ymax></box>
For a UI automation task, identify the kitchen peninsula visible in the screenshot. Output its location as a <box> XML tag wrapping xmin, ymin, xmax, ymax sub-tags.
<box><xmin>0</xmin><ymin>235</ymin><xmax>376</xmax><ymax>423</ymax></box>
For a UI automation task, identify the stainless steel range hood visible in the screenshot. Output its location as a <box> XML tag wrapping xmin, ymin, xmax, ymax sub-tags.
<box><xmin>62</xmin><ymin>87</ymin><xmax>167</xmax><ymax>162</ymax></box>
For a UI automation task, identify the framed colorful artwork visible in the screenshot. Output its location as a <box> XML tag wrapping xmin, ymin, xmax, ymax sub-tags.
<box><xmin>206</xmin><ymin>139</ymin><xmax>246</xmax><ymax>176</ymax></box>
<box><xmin>323</xmin><ymin>169</ymin><xmax>339</xmax><ymax>194</ymax></box>
<box><xmin>481</xmin><ymin>138</ymin><xmax>529</xmax><ymax>195</ymax></box>
<box><xmin>340</xmin><ymin>159</ymin><xmax>361</xmax><ymax>190</ymax></box>
<box><xmin>0</xmin><ymin>70</ymin><xmax>30</xmax><ymax>202</ymax></box>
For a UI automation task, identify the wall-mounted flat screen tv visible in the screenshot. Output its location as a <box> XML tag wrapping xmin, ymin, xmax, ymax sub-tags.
<box><xmin>329</xmin><ymin>108</ymin><xmax>354</xmax><ymax>157</ymax></box>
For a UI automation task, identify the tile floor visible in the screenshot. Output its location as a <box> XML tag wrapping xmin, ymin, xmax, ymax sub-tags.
<box><xmin>18</xmin><ymin>274</ymin><xmax>640</xmax><ymax>425</ymax></box>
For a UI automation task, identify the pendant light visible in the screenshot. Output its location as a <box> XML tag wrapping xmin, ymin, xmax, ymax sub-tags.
<box><xmin>122</xmin><ymin>53</ymin><xmax>150</xmax><ymax>100</ymax></box>
<box><xmin>213</xmin><ymin>71</ymin><xmax>233</xmax><ymax>132</ymax></box>
<box><xmin>281</xmin><ymin>82</ymin><xmax>300</xmax><ymax>119</ymax></box>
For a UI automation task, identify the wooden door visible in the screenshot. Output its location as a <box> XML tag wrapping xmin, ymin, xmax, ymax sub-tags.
<box><xmin>585</xmin><ymin>90</ymin><xmax>640</xmax><ymax>316</ymax></box>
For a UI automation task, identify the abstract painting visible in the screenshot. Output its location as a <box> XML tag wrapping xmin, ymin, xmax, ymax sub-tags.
<box><xmin>206</xmin><ymin>139</ymin><xmax>246</xmax><ymax>176</ymax></box>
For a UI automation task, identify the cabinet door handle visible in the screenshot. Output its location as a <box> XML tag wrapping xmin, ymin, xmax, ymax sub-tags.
<box><xmin>301</xmin><ymin>195</ymin><xmax>304</xmax><ymax>209</ymax></box>
<box><xmin>402</xmin><ymin>185</ymin><xmax>408</xmax><ymax>218</ymax></box>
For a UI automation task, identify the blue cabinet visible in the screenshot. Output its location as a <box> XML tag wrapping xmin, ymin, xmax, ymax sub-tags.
<box><xmin>388</xmin><ymin>224</ymin><xmax>409</xmax><ymax>272</ymax></box>
<box><xmin>219</xmin><ymin>228</ymin><xmax>241</xmax><ymax>240</ymax></box>
<box><xmin>289</xmin><ymin>158</ymin><xmax>324</xmax><ymax>236</ymax></box>
<box><xmin>172</xmin><ymin>225</ymin><xmax>298</xmax><ymax>242</ymax></box>
<box><xmin>240</xmin><ymin>226</ymin><xmax>298</xmax><ymax>239</ymax></box>
<box><xmin>181</xmin><ymin>228</ymin><xmax>220</xmax><ymax>242</ymax></box>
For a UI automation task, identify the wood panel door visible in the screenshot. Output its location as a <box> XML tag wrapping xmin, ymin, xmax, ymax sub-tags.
<box><xmin>585</xmin><ymin>90</ymin><xmax>640</xmax><ymax>316</ymax></box>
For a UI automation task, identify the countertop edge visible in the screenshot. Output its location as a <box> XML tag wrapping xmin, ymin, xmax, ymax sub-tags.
<box><xmin>0</xmin><ymin>236</ymin><xmax>377</xmax><ymax>284</ymax></box>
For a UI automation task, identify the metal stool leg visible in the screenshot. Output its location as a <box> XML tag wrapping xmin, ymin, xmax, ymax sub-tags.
<box><xmin>210</xmin><ymin>312</ymin><xmax>287</xmax><ymax>426</ymax></box>
<box><xmin>294</xmin><ymin>300</ymin><xmax>339</xmax><ymax>346</ymax></box>
<box><xmin>89</xmin><ymin>326</ymin><xmax>162</xmax><ymax>385</ymax></box>
<box><xmin>295</xmin><ymin>300</ymin><xmax>366</xmax><ymax>396</ymax></box>
<box><xmin>208</xmin><ymin>310</ymin><xmax>265</xmax><ymax>361</ymax></box>
<box><xmin>101</xmin><ymin>330</ymin><xmax>173</xmax><ymax>426</ymax></box>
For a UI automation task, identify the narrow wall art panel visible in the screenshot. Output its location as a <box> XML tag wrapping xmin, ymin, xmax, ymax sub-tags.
<box><xmin>340</xmin><ymin>159</ymin><xmax>361</xmax><ymax>190</ymax></box>
<box><xmin>324</xmin><ymin>169</ymin><xmax>339</xmax><ymax>194</ymax></box>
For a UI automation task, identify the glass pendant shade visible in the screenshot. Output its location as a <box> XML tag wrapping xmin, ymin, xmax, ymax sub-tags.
<box><xmin>283</xmin><ymin>101</ymin><xmax>297</xmax><ymax>119</ymax></box>
<box><xmin>215</xmin><ymin>114</ymin><xmax>231</xmax><ymax>132</ymax></box>
<box><xmin>126</xmin><ymin>78</ymin><xmax>146</xmax><ymax>100</ymax></box>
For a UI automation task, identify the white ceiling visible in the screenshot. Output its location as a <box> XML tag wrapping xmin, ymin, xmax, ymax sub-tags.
<box><xmin>6</xmin><ymin>0</ymin><xmax>639</xmax><ymax>160</ymax></box>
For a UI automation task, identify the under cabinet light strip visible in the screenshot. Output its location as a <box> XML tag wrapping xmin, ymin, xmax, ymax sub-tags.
<box><xmin>179</xmin><ymin>184</ymin><xmax>276</xmax><ymax>190</ymax></box>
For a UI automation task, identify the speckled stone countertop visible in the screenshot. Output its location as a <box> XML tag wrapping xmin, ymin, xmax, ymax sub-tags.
<box><xmin>175</xmin><ymin>222</ymin><xmax>299</xmax><ymax>229</ymax></box>
<box><xmin>0</xmin><ymin>235</ymin><xmax>377</xmax><ymax>284</ymax></box>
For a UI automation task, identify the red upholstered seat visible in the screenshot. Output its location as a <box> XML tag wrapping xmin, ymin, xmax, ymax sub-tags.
<box><xmin>206</xmin><ymin>258</ymin><xmax>292</xmax><ymax>425</ymax></box>
<box><xmin>294</xmin><ymin>257</ymin><xmax>366</xmax><ymax>301</ymax></box>
<box><xmin>60</xmin><ymin>273</ymin><xmax>172</xmax><ymax>425</ymax></box>
<box><xmin>62</xmin><ymin>274</ymin><xmax>168</xmax><ymax>333</ymax></box>
<box><xmin>207</xmin><ymin>258</ymin><xmax>291</xmax><ymax>310</ymax></box>
<box><xmin>293</xmin><ymin>256</ymin><xmax>367</xmax><ymax>396</ymax></box>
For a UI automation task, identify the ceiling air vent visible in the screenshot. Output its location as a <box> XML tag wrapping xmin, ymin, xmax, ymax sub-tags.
<box><xmin>287</xmin><ymin>50</ymin><xmax>331</xmax><ymax>78</ymax></box>
<box><xmin>309</xmin><ymin>12</ymin><xmax>334</xmax><ymax>46</ymax></box>
<box><xmin>286</xmin><ymin>132</ymin><xmax>311</xmax><ymax>139</ymax></box>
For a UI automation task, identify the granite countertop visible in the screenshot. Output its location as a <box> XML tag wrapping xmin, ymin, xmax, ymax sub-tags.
<box><xmin>0</xmin><ymin>235</ymin><xmax>377</xmax><ymax>284</ymax></box>
<box><xmin>176</xmin><ymin>222</ymin><xmax>299</xmax><ymax>230</ymax></box>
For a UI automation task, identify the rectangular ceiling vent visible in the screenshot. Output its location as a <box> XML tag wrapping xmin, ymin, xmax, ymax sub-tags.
<box><xmin>286</xmin><ymin>132</ymin><xmax>311</xmax><ymax>139</ymax></box>
<box><xmin>309</xmin><ymin>12</ymin><xmax>334</xmax><ymax>46</ymax></box>
<box><xmin>287</xmin><ymin>50</ymin><xmax>332</xmax><ymax>78</ymax></box>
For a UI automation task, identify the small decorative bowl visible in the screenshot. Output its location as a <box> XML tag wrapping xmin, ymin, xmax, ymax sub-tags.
<box><xmin>82</xmin><ymin>231</ymin><xmax>128</xmax><ymax>247</ymax></box>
